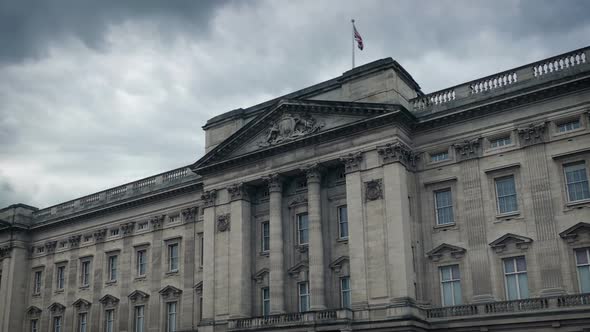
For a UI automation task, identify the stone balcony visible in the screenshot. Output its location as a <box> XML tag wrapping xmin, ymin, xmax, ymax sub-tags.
<box><xmin>227</xmin><ymin>294</ymin><xmax>590</xmax><ymax>331</ymax></box>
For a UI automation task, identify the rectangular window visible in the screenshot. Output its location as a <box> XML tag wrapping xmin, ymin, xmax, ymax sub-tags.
<box><xmin>564</xmin><ymin>162</ymin><xmax>590</xmax><ymax>202</ymax></box>
<box><xmin>31</xmin><ymin>319</ymin><xmax>38</xmax><ymax>332</ymax></box>
<box><xmin>575</xmin><ymin>248</ymin><xmax>590</xmax><ymax>293</ymax></box>
<box><xmin>56</xmin><ymin>266</ymin><xmax>65</xmax><ymax>290</ymax></box>
<box><xmin>81</xmin><ymin>260</ymin><xmax>91</xmax><ymax>286</ymax></box>
<box><xmin>108</xmin><ymin>255</ymin><xmax>118</xmax><ymax>281</ymax></box>
<box><xmin>134</xmin><ymin>305</ymin><xmax>145</xmax><ymax>332</ymax></box>
<box><xmin>440</xmin><ymin>265</ymin><xmax>462</xmax><ymax>306</ymax></box>
<box><xmin>261</xmin><ymin>287</ymin><xmax>270</xmax><ymax>317</ymax></box>
<box><xmin>490</xmin><ymin>136</ymin><xmax>512</xmax><ymax>148</ymax></box>
<box><xmin>199</xmin><ymin>235</ymin><xmax>204</xmax><ymax>267</ymax></box>
<box><xmin>198</xmin><ymin>296</ymin><xmax>203</xmax><ymax>321</ymax></box>
<box><xmin>137</xmin><ymin>250</ymin><xmax>147</xmax><ymax>276</ymax></box>
<box><xmin>558</xmin><ymin>119</ymin><xmax>581</xmax><ymax>132</ymax></box>
<box><xmin>261</xmin><ymin>221</ymin><xmax>270</xmax><ymax>252</ymax></box>
<box><xmin>105</xmin><ymin>309</ymin><xmax>114</xmax><ymax>332</ymax></box>
<box><xmin>297</xmin><ymin>213</ymin><xmax>309</xmax><ymax>245</ymax></box>
<box><xmin>495</xmin><ymin>175</ymin><xmax>518</xmax><ymax>214</ymax></box>
<box><xmin>169</xmin><ymin>215</ymin><xmax>180</xmax><ymax>223</ymax></box>
<box><xmin>338</xmin><ymin>205</ymin><xmax>349</xmax><ymax>239</ymax></box>
<box><xmin>137</xmin><ymin>222</ymin><xmax>148</xmax><ymax>230</ymax></box>
<box><xmin>166</xmin><ymin>302</ymin><xmax>177</xmax><ymax>332</ymax></box>
<box><xmin>340</xmin><ymin>277</ymin><xmax>351</xmax><ymax>309</ymax></box>
<box><xmin>298</xmin><ymin>281</ymin><xmax>310</xmax><ymax>312</ymax></box>
<box><xmin>431</xmin><ymin>151</ymin><xmax>449</xmax><ymax>162</ymax></box>
<box><xmin>78</xmin><ymin>312</ymin><xmax>87</xmax><ymax>332</ymax></box>
<box><xmin>503</xmin><ymin>256</ymin><xmax>529</xmax><ymax>300</ymax></box>
<box><xmin>33</xmin><ymin>271</ymin><xmax>42</xmax><ymax>294</ymax></box>
<box><xmin>53</xmin><ymin>316</ymin><xmax>62</xmax><ymax>332</ymax></box>
<box><xmin>434</xmin><ymin>189</ymin><xmax>454</xmax><ymax>225</ymax></box>
<box><xmin>168</xmin><ymin>243</ymin><xmax>179</xmax><ymax>272</ymax></box>
<box><xmin>110</xmin><ymin>229</ymin><xmax>119</xmax><ymax>236</ymax></box>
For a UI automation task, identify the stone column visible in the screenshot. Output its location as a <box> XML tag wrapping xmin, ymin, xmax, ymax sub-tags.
<box><xmin>339</xmin><ymin>152</ymin><xmax>368</xmax><ymax>309</ymax></box>
<box><xmin>148</xmin><ymin>215</ymin><xmax>165</xmax><ymax>332</ymax></box>
<box><xmin>303</xmin><ymin>164</ymin><xmax>326</xmax><ymax>310</ymax></box>
<box><xmin>264</xmin><ymin>174</ymin><xmax>285</xmax><ymax>314</ymax></box>
<box><xmin>228</xmin><ymin>183</ymin><xmax>252</xmax><ymax>318</ymax></box>
<box><xmin>200</xmin><ymin>190</ymin><xmax>217</xmax><ymax>325</ymax></box>
<box><xmin>377</xmin><ymin>143</ymin><xmax>416</xmax><ymax>302</ymax></box>
<box><xmin>91</xmin><ymin>229</ymin><xmax>107</xmax><ymax>332</ymax></box>
<box><xmin>1</xmin><ymin>243</ymin><xmax>29</xmax><ymax>332</ymax></box>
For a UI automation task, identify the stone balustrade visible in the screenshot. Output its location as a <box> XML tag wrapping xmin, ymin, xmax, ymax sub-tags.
<box><xmin>32</xmin><ymin>166</ymin><xmax>198</xmax><ymax>224</ymax></box>
<box><xmin>227</xmin><ymin>309</ymin><xmax>351</xmax><ymax>331</ymax></box>
<box><xmin>411</xmin><ymin>46</ymin><xmax>590</xmax><ymax>113</ymax></box>
<box><xmin>426</xmin><ymin>293</ymin><xmax>590</xmax><ymax>319</ymax></box>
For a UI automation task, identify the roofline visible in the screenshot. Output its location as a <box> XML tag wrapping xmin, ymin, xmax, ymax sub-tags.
<box><xmin>203</xmin><ymin>57</ymin><xmax>422</xmax><ymax>129</ymax></box>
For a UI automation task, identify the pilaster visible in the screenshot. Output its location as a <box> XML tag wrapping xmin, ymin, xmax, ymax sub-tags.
<box><xmin>228</xmin><ymin>183</ymin><xmax>252</xmax><ymax>318</ymax></box>
<box><xmin>1</xmin><ymin>244</ymin><xmax>29</xmax><ymax>332</ymax></box>
<box><xmin>201</xmin><ymin>190</ymin><xmax>217</xmax><ymax>324</ymax></box>
<box><xmin>303</xmin><ymin>164</ymin><xmax>326</xmax><ymax>310</ymax></box>
<box><xmin>339</xmin><ymin>153</ymin><xmax>368</xmax><ymax>309</ymax></box>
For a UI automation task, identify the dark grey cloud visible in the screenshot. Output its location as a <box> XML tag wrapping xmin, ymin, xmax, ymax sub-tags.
<box><xmin>0</xmin><ymin>0</ymin><xmax>588</xmax><ymax>208</ymax></box>
<box><xmin>0</xmin><ymin>0</ymin><xmax>228</xmax><ymax>64</ymax></box>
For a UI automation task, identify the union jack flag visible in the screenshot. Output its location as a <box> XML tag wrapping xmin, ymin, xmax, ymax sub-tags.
<box><xmin>353</xmin><ymin>24</ymin><xmax>364</xmax><ymax>50</ymax></box>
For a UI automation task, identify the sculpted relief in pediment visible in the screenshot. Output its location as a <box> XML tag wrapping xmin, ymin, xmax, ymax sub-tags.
<box><xmin>258</xmin><ymin>113</ymin><xmax>325</xmax><ymax>147</ymax></box>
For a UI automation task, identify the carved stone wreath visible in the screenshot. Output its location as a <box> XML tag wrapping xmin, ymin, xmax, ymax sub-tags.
<box><xmin>217</xmin><ymin>214</ymin><xmax>231</xmax><ymax>232</ymax></box>
<box><xmin>365</xmin><ymin>179</ymin><xmax>383</xmax><ymax>201</ymax></box>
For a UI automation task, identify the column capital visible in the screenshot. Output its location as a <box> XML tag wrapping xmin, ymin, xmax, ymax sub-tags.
<box><xmin>339</xmin><ymin>152</ymin><xmax>363</xmax><ymax>173</ymax></box>
<box><xmin>201</xmin><ymin>189</ymin><xmax>217</xmax><ymax>207</ymax></box>
<box><xmin>263</xmin><ymin>173</ymin><xmax>283</xmax><ymax>193</ymax></box>
<box><xmin>302</xmin><ymin>163</ymin><xmax>323</xmax><ymax>183</ymax></box>
<box><xmin>227</xmin><ymin>183</ymin><xmax>250</xmax><ymax>202</ymax></box>
<box><xmin>517</xmin><ymin>122</ymin><xmax>547</xmax><ymax>147</ymax></box>
<box><xmin>377</xmin><ymin>142</ymin><xmax>418</xmax><ymax>168</ymax></box>
<box><xmin>181</xmin><ymin>206</ymin><xmax>198</xmax><ymax>223</ymax></box>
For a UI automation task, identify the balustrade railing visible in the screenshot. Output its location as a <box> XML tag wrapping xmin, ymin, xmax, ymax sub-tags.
<box><xmin>228</xmin><ymin>310</ymin><xmax>345</xmax><ymax>330</ymax></box>
<box><xmin>411</xmin><ymin>46</ymin><xmax>590</xmax><ymax>112</ymax></box>
<box><xmin>557</xmin><ymin>293</ymin><xmax>590</xmax><ymax>307</ymax></box>
<box><xmin>31</xmin><ymin>166</ymin><xmax>196</xmax><ymax>222</ymax></box>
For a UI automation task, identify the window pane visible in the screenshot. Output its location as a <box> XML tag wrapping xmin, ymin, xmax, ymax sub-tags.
<box><xmin>440</xmin><ymin>266</ymin><xmax>451</xmax><ymax>281</ymax></box>
<box><xmin>516</xmin><ymin>256</ymin><xmax>527</xmax><ymax>272</ymax></box>
<box><xmin>506</xmin><ymin>274</ymin><xmax>518</xmax><ymax>300</ymax></box>
<box><xmin>504</xmin><ymin>258</ymin><xmax>515</xmax><ymax>273</ymax></box>
<box><xmin>576</xmin><ymin>249</ymin><xmax>589</xmax><ymax>265</ymax></box>
<box><xmin>517</xmin><ymin>273</ymin><xmax>529</xmax><ymax>298</ymax></box>
<box><xmin>452</xmin><ymin>280</ymin><xmax>462</xmax><ymax>305</ymax></box>
<box><xmin>451</xmin><ymin>265</ymin><xmax>460</xmax><ymax>279</ymax></box>
<box><xmin>578</xmin><ymin>266</ymin><xmax>590</xmax><ymax>293</ymax></box>
<box><xmin>442</xmin><ymin>282</ymin><xmax>453</xmax><ymax>306</ymax></box>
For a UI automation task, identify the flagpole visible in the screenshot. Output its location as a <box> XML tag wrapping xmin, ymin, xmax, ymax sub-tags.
<box><xmin>351</xmin><ymin>19</ymin><xmax>355</xmax><ymax>69</ymax></box>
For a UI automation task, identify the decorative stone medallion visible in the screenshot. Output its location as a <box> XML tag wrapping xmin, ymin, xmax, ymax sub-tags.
<box><xmin>258</xmin><ymin>113</ymin><xmax>325</xmax><ymax>147</ymax></box>
<box><xmin>217</xmin><ymin>214</ymin><xmax>231</xmax><ymax>232</ymax></box>
<box><xmin>365</xmin><ymin>179</ymin><xmax>383</xmax><ymax>201</ymax></box>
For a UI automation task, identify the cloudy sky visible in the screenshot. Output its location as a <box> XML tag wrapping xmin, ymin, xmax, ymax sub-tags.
<box><xmin>1</xmin><ymin>0</ymin><xmax>589</xmax><ymax>208</ymax></box>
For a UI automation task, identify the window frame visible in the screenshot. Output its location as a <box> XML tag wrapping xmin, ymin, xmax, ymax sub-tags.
<box><xmin>78</xmin><ymin>312</ymin><xmax>88</xmax><ymax>332</ymax></box>
<box><xmin>340</xmin><ymin>276</ymin><xmax>351</xmax><ymax>309</ymax></box>
<box><xmin>261</xmin><ymin>221</ymin><xmax>270</xmax><ymax>253</ymax></box>
<box><xmin>557</xmin><ymin>118</ymin><xmax>582</xmax><ymax>133</ymax></box>
<box><xmin>297</xmin><ymin>213</ymin><xmax>309</xmax><ymax>246</ymax></box>
<box><xmin>489</xmin><ymin>135</ymin><xmax>512</xmax><ymax>149</ymax></box>
<box><xmin>575</xmin><ymin>247</ymin><xmax>590</xmax><ymax>293</ymax></box>
<box><xmin>434</xmin><ymin>188</ymin><xmax>454</xmax><ymax>225</ymax></box>
<box><xmin>167</xmin><ymin>242</ymin><xmax>180</xmax><ymax>273</ymax></box>
<box><xmin>105</xmin><ymin>309</ymin><xmax>115</xmax><ymax>332</ymax></box>
<box><xmin>53</xmin><ymin>316</ymin><xmax>62</xmax><ymax>332</ymax></box>
<box><xmin>134</xmin><ymin>305</ymin><xmax>145</xmax><ymax>332</ymax></box>
<box><xmin>430</xmin><ymin>150</ymin><xmax>450</xmax><ymax>163</ymax></box>
<box><xmin>198</xmin><ymin>234</ymin><xmax>204</xmax><ymax>268</ymax></box>
<box><xmin>136</xmin><ymin>249</ymin><xmax>147</xmax><ymax>277</ymax></box>
<box><xmin>80</xmin><ymin>259</ymin><xmax>91</xmax><ymax>287</ymax></box>
<box><xmin>337</xmin><ymin>205</ymin><xmax>349</xmax><ymax>240</ymax></box>
<box><xmin>298</xmin><ymin>281</ymin><xmax>310</xmax><ymax>312</ymax></box>
<box><xmin>494</xmin><ymin>175</ymin><xmax>519</xmax><ymax>214</ymax></box>
<box><xmin>261</xmin><ymin>287</ymin><xmax>270</xmax><ymax>317</ymax></box>
<box><xmin>56</xmin><ymin>265</ymin><xmax>66</xmax><ymax>290</ymax></box>
<box><xmin>439</xmin><ymin>265</ymin><xmax>462</xmax><ymax>306</ymax></box>
<box><xmin>166</xmin><ymin>301</ymin><xmax>177</xmax><ymax>332</ymax></box>
<box><xmin>503</xmin><ymin>256</ymin><xmax>529</xmax><ymax>300</ymax></box>
<box><xmin>107</xmin><ymin>254</ymin><xmax>118</xmax><ymax>282</ymax></box>
<box><xmin>563</xmin><ymin>161</ymin><xmax>590</xmax><ymax>203</ymax></box>
<box><xmin>31</xmin><ymin>319</ymin><xmax>39</xmax><ymax>332</ymax></box>
<box><xmin>33</xmin><ymin>270</ymin><xmax>42</xmax><ymax>295</ymax></box>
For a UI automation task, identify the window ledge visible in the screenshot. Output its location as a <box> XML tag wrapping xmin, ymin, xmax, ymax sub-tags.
<box><xmin>259</xmin><ymin>251</ymin><xmax>270</xmax><ymax>257</ymax></box>
<box><xmin>494</xmin><ymin>211</ymin><xmax>522</xmax><ymax>222</ymax></box>
<box><xmin>32</xmin><ymin>293</ymin><xmax>41</xmax><ymax>298</ymax></box>
<box><xmin>296</xmin><ymin>244</ymin><xmax>309</xmax><ymax>253</ymax></box>
<box><xmin>165</xmin><ymin>270</ymin><xmax>180</xmax><ymax>276</ymax></box>
<box><xmin>79</xmin><ymin>285</ymin><xmax>90</xmax><ymax>290</ymax></box>
<box><xmin>432</xmin><ymin>223</ymin><xmax>458</xmax><ymax>232</ymax></box>
<box><xmin>565</xmin><ymin>199</ymin><xmax>590</xmax><ymax>210</ymax></box>
<box><xmin>54</xmin><ymin>289</ymin><xmax>64</xmax><ymax>294</ymax></box>
<box><xmin>336</xmin><ymin>237</ymin><xmax>349</xmax><ymax>244</ymax></box>
<box><xmin>134</xmin><ymin>276</ymin><xmax>147</xmax><ymax>281</ymax></box>
<box><xmin>105</xmin><ymin>280</ymin><xmax>117</xmax><ymax>285</ymax></box>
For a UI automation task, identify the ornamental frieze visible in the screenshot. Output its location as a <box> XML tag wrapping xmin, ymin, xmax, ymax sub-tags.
<box><xmin>93</xmin><ymin>229</ymin><xmax>107</xmax><ymax>242</ymax></box>
<box><xmin>217</xmin><ymin>214</ymin><xmax>231</xmax><ymax>232</ymax></box>
<box><xmin>517</xmin><ymin>122</ymin><xmax>547</xmax><ymax>147</ymax></box>
<box><xmin>45</xmin><ymin>241</ymin><xmax>57</xmax><ymax>253</ymax></box>
<box><xmin>181</xmin><ymin>207</ymin><xmax>198</xmax><ymax>223</ymax></box>
<box><xmin>453</xmin><ymin>138</ymin><xmax>482</xmax><ymax>161</ymax></box>
<box><xmin>68</xmin><ymin>235</ymin><xmax>82</xmax><ymax>247</ymax></box>
<box><xmin>150</xmin><ymin>215</ymin><xmax>165</xmax><ymax>230</ymax></box>
<box><xmin>201</xmin><ymin>190</ymin><xmax>217</xmax><ymax>207</ymax></box>
<box><xmin>258</xmin><ymin>113</ymin><xmax>325</xmax><ymax>147</ymax></box>
<box><xmin>227</xmin><ymin>183</ymin><xmax>250</xmax><ymax>201</ymax></box>
<box><xmin>377</xmin><ymin>142</ymin><xmax>418</xmax><ymax>168</ymax></box>
<box><xmin>339</xmin><ymin>152</ymin><xmax>363</xmax><ymax>173</ymax></box>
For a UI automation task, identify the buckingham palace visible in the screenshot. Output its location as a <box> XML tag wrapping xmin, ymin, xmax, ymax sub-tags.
<box><xmin>2</xmin><ymin>46</ymin><xmax>590</xmax><ymax>332</ymax></box>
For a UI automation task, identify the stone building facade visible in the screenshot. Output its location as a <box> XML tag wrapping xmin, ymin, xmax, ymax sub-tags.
<box><xmin>2</xmin><ymin>46</ymin><xmax>590</xmax><ymax>332</ymax></box>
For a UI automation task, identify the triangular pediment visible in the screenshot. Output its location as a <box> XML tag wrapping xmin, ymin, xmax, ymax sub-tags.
<box><xmin>159</xmin><ymin>285</ymin><xmax>183</xmax><ymax>297</ymax></box>
<box><xmin>253</xmin><ymin>268</ymin><xmax>269</xmax><ymax>283</ymax></box>
<box><xmin>73</xmin><ymin>298</ymin><xmax>92</xmax><ymax>310</ymax></box>
<box><xmin>192</xmin><ymin>99</ymin><xmax>412</xmax><ymax>174</ymax></box>
<box><xmin>489</xmin><ymin>233</ymin><xmax>533</xmax><ymax>248</ymax></box>
<box><xmin>48</xmin><ymin>302</ymin><xmax>66</xmax><ymax>314</ymax></box>
<box><xmin>329</xmin><ymin>256</ymin><xmax>350</xmax><ymax>271</ymax></box>
<box><xmin>560</xmin><ymin>222</ymin><xmax>590</xmax><ymax>239</ymax></box>
<box><xmin>288</xmin><ymin>260</ymin><xmax>309</xmax><ymax>278</ymax></box>
<box><xmin>26</xmin><ymin>306</ymin><xmax>42</xmax><ymax>316</ymax></box>
<box><xmin>99</xmin><ymin>294</ymin><xmax>120</xmax><ymax>306</ymax></box>
<box><xmin>128</xmin><ymin>290</ymin><xmax>150</xmax><ymax>303</ymax></box>
<box><xmin>426</xmin><ymin>243</ymin><xmax>466</xmax><ymax>261</ymax></box>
